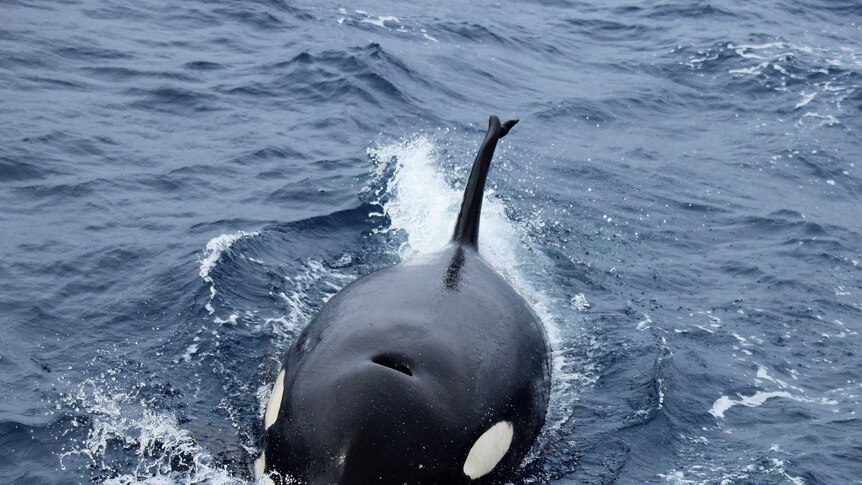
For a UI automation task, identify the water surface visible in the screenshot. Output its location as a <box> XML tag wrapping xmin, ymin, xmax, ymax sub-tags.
<box><xmin>1</xmin><ymin>0</ymin><xmax>860</xmax><ymax>483</ymax></box>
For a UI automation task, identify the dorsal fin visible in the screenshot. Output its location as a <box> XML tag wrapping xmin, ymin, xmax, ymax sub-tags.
<box><xmin>451</xmin><ymin>115</ymin><xmax>518</xmax><ymax>248</ymax></box>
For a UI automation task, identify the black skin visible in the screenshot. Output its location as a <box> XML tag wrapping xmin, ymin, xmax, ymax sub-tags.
<box><xmin>263</xmin><ymin>116</ymin><xmax>551</xmax><ymax>485</ymax></box>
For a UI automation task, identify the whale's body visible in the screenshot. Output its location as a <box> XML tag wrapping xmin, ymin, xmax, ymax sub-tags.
<box><xmin>260</xmin><ymin>117</ymin><xmax>551</xmax><ymax>485</ymax></box>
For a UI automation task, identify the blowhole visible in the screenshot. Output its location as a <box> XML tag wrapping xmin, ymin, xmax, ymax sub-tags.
<box><xmin>372</xmin><ymin>356</ymin><xmax>413</xmax><ymax>376</ymax></box>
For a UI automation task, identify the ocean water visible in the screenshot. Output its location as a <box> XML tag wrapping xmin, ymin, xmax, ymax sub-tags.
<box><xmin>1</xmin><ymin>0</ymin><xmax>860</xmax><ymax>483</ymax></box>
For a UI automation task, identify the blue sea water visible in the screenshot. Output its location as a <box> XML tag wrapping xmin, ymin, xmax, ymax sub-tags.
<box><xmin>1</xmin><ymin>0</ymin><xmax>861</xmax><ymax>483</ymax></box>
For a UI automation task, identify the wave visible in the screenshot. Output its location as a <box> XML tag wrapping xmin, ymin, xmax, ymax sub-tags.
<box><xmin>218</xmin><ymin>43</ymin><xmax>418</xmax><ymax>111</ymax></box>
<box><xmin>0</xmin><ymin>155</ymin><xmax>48</xmax><ymax>182</ymax></box>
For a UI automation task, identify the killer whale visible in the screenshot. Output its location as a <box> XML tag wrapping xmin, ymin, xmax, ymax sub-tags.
<box><xmin>258</xmin><ymin>116</ymin><xmax>551</xmax><ymax>485</ymax></box>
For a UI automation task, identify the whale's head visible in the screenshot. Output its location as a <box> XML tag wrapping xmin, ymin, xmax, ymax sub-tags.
<box><xmin>257</xmin><ymin>316</ymin><xmax>533</xmax><ymax>485</ymax></box>
<box><xmin>256</xmin><ymin>300</ymin><xmax>533</xmax><ymax>484</ymax></box>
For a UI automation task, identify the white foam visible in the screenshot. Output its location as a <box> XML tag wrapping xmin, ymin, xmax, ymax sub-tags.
<box><xmin>795</xmin><ymin>91</ymin><xmax>817</xmax><ymax>109</ymax></box>
<box><xmin>60</xmin><ymin>381</ymin><xmax>242</xmax><ymax>484</ymax></box>
<box><xmin>730</xmin><ymin>41</ymin><xmax>787</xmax><ymax>53</ymax></box>
<box><xmin>664</xmin><ymin>451</ymin><xmax>807</xmax><ymax>484</ymax></box>
<box><xmin>710</xmin><ymin>389</ymin><xmax>837</xmax><ymax>419</ymax></box>
<box><xmin>730</xmin><ymin>332</ymin><xmax>750</xmax><ymax>346</ymax></box>
<box><xmin>357</xmin><ymin>12</ymin><xmax>399</xmax><ymax>28</ymax></box>
<box><xmin>268</xmin><ymin>259</ymin><xmax>352</xmax><ymax>347</ymax></box>
<box><xmin>729</xmin><ymin>61</ymin><xmax>768</xmax><ymax>75</ymax></box>
<box><xmin>709</xmin><ymin>391</ymin><xmax>793</xmax><ymax>418</ymax></box>
<box><xmin>802</xmin><ymin>112</ymin><xmax>840</xmax><ymax>126</ymax></box>
<box><xmin>659</xmin><ymin>470</ymin><xmax>698</xmax><ymax>484</ymax></box>
<box><xmin>214</xmin><ymin>313</ymin><xmax>239</xmax><ymax>325</ymax></box>
<box><xmin>637</xmin><ymin>313</ymin><xmax>652</xmax><ymax>331</ymax></box>
<box><xmin>367</xmin><ymin>137</ymin><xmax>459</xmax><ymax>257</ymax></box>
<box><xmin>345</xmin><ymin>9</ymin><xmax>400</xmax><ymax>29</ymax></box>
<box><xmin>199</xmin><ymin>231</ymin><xmax>258</xmax><ymax>281</ymax></box>
<box><xmin>180</xmin><ymin>343</ymin><xmax>198</xmax><ymax>362</ymax></box>
<box><xmin>756</xmin><ymin>365</ymin><xmax>790</xmax><ymax>389</ymax></box>
<box><xmin>571</xmin><ymin>293</ymin><xmax>590</xmax><ymax>311</ymax></box>
<box><xmin>199</xmin><ymin>231</ymin><xmax>258</xmax><ymax>315</ymax></box>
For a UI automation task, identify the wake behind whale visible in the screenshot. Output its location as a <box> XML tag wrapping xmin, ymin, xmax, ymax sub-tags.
<box><xmin>258</xmin><ymin>116</ymin><xmax>552</xmax><ymax>485</ymax></box>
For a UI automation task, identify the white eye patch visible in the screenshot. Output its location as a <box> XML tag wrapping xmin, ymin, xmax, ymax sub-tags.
<box><xmin>462</xmin><ymin>421</ymin><xmax>514</xmax><ymax>480</ymax></box>
<box><xmin>264</xmin><ymin>369</ymin><xmax>285</xmax><ymax>429</ymax></box>
<box><xmin>255</xmin><ymin>451</ymin><xmax>266</xmax><ymax>479</ymax></box>
<box><xmin>255</xmin><ymin>452</ymin><xmax>277</xmax><ymax>485</ymax></box>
